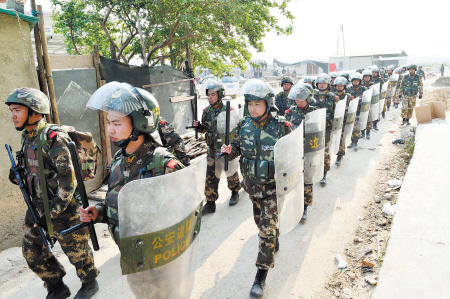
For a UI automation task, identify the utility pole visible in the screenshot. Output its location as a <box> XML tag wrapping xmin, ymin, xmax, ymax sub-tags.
<box><xmin>341</xmin><ymin>25</ymin><xmax>346</xmax><ymax>70</ymax></box>
<box><xmin>135</xmin><ymin>9</ymin><xmax>147</xmax><ymax>66</ymax></box>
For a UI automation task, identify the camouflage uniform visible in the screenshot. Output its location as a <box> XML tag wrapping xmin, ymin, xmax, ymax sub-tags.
<box><xmin>372</xmin><ymin>77</ymin><xmax>386</xmax><ymax>115</ymax></box>
<box><xmin>386</xmin><ymin>79</ymin><xmax>397</xmax><ymax>110</ymax></box>
<box><xmin>362</xmin><ymin>81</ymin><xmax>373</xmax><ymax>130</ymax></box>
<box><xmin>18</xmin><ymin>119</ymin><xmax>99</xmax><ymax>287</ymax></box>
<box><xmin>336</xmin><ymin>92</ymin><xmax>353</xmax><ymax>156</ymax></box>
<box><xmin>417</xmin><ymin>69</ymin><xmax>426</xmax><ymax>81</ymax></box>
<box><xmin>399</xmin><ymin>74</ymin><xmax>423</xmax><ymax>119</ymax></box>
<box><xmin>393</xmin><ymin>73</ymin><xmax>404</xmax><ymax>105</ymax></box>
<box><xmin>196</xmin><ymin>102</ymin><xmax>241</xmax><ymax>202</ymax></box>
<box><xmin>313</xmin><ymin>92</ymin><xmax>336</xmax><ymax>172</ymax></box>
<box><xmin>229</xmin><ymin>113</ymin><xmax>292</xmax><ymax>270</ymax></box>
<box><xmin>96</xmin><ymin>141</ymin><xmax>184</xmax><ymax>246</ymax></box>
<box><xmin>285</xmin><ymin>105</ymin><xmax>315</xmax><ymax>206</ymax></box>
<box><xmin>275</xmin><ymin>91</ymin><xmax>290</xmax><ymax>116</ymax></box>
<box><xmin>348</xmin><ymin>85</ymin><xmax>368</xmax><ymax>142</ymax></box>
<box><xmin>158</xmin><ymin>117</ymin><xmax>190</xmax><ymax>166</ymax></box>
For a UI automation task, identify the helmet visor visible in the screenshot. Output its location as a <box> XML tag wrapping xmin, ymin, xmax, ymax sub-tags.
<box><xmin>239</xmin><ymin>79</ymin><xmax>274</xmax><ymax>97</ymax></box>
<box><xmin>86</xmin><ymin>82</ymin><xmax>145</xmax><ymax>116</ymax></box>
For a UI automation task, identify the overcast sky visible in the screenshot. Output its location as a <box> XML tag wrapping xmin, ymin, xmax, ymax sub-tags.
<box><xmin>27</xmin><ymin>0</ymin><xmax>450</xmax><ymax>64</ymax></box>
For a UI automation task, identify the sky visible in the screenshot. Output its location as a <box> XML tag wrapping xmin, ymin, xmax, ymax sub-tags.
<box><xmin>26</xmin><ymin>0</ymin><xmax>450</xmax><ymax>64</ymax></box>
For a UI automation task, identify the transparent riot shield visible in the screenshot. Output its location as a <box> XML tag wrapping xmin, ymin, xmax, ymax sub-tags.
<box><xmin>357</xmin><ymin>89</ymin><xmax>372</xmax><ymax>130</ymax></box>
<box><xmin>329</xmin><ymin>98</ymin><xmax>346</xmax><ymax>155</ymax></box>
<box><xmin>387</xmin><ymin>74</ymin><xmax>399</xmax><ymax>98</ymax></box>
<box><xmin>369</xmin><ymin>83</ymin><xmax>380</xmax><ymax>121</ymax></box>
<box><xmin>274</xmin><ymin>123</ymin><xmax>304</xmax><ymax>234</ymax></box>
<box><xmin>379</xmin><ymin>82</ymin><xmax>388</xmax><ymax>117</ymax></box>
<box><xmin>215</xmin><ymin>109</ymin><xmax>240</xmax><ymax>177</ymax></box>
<box><xmin>119</xmin><ymin>157</ymin><xmax>207</xmax><ymax>299</ymax></box>
<box><xmin>343</xmin><ymin>97</ymin><xmax>359</xmax><ymax>145</ymax></box>
<box><xmin>304</xmin><ymin>108</ymin><xmax>326</xmax><ymax>184</ymax></box>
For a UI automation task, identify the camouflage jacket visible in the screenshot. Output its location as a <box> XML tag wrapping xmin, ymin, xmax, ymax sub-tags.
<box><xmin>417</xmin><ymin>70</ymin><xmax>425</xmax><ymax>80</ymax></box>
<box><xmin>229</xmin><ymin>114</ymin><xmax>292</xmax><ymax>197</ymax></box>
<box><xmin>348</xmin><ymin>85</ymin><xmax>368</xmax><ymax>114</ymax></box>
<box><xmin>313</xmin><ymin>92</ymin><xmax>337</xmax><ymax>128</ymax></box>
<box><xmin>394</xmin><ymin>74</ymin><xmax>404</xmax><ymax>97</ymax></box>
<box><xmin>399</xmin><ymin>74</ymin><xmax>423</xmax><ymax>97</ymax></box>
<box><xmin>336</xmin><ymin>91</ymin><xmax>353</xmax><ymax>118</ymax></box>
<box><xmin>18</xmin><ymin>119</ymin><xmax>77</xmax><ymax>218</ymax></box>
<box><xmin>372</xmin><ymin>77</ymin><xmax>385</xmax><ymax>87</ymax></box>
<box><xmin>285</xmin><ymin>104</ymin><xmax>317</xmax><ymax>130</ymax></box>
<box><xmin>158</xmin><ymin>117</ymin><xmax>190</xmax><ymax>166</ymax></box>
<box><xmin>275</xmin><ymin>91</ymin><xmax>290</xmax><ymax>116</ymax></box>
<box><xmin>363</xmin><ymin>80</ymin><xmax>373</xmax><ymax>88</ymax></box>
<box><xmin>197</xmin><ymin>101</ymin><xmax>226</xmax><ymax>150</ymax></box>
<box><xmin>96</xmin><ymin>141</ymin><xmax>184</xmax><ymax>226</ymax></box>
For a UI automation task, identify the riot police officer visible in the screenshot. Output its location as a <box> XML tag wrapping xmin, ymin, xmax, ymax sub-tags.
<box><xmin>275</xmin><ymin>76</ymin><xmax>294</xmax><ymax>115</ymax></box>
<box><xmin>333</xmin><ymin>77</ymin><xmax>352</xmax><ymax>166</ymax></box>
<box><xmin>399</xmin><ymin>64</ymin><xmax>423</xmax><ymax>125</ymax></box>
<box><xmin>347</xmin><ymin>73</ymin><xmax>368</xmax><ymax>149</ymax></box>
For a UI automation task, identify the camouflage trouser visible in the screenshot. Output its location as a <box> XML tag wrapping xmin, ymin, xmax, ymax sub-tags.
<box><xmin>324</xmin><ymin>128</ymin><xmax>331</xmax><ymax>172</ymax></box>
<box><xmin>393</xmin><ymin>91</ymin><xmax>400</xmax><ymax>104</ymax></box>
<box><xmin>205</xmin><ymin>149</ymin><xmax>241</xmax><ymax>201</ymax></box>
<box><xmin>304</xmin><ymin>184</ymin><xmax>313</xmax><ymax>206</ymax></box>
<box><xmin>366</xmin><ymin>119</ymin><xmax>373</xmax><ymax>131</ymax></box>
<box><xmin>386</xmin><ymin>97</ymin><xmax>392</xmax><ymax>110</ymax></box>
<box><xmin>401</xmin><ymin>96</ymin><xmax>416</xmax><ymax>119</ymax></box>
<box><xmin>22</xmin><ymin>205</ymin><xmax>99</xmax><ymax>287</ymax></box>
<box><xmin>352</xmin><ymin>115</ymin><xmax>361</xmax><ymax>142</ymax></box>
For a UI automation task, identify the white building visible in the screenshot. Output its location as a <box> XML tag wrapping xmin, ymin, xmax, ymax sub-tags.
<box><xmin>329</xmin><ymin>51</ymin><xmax>408</xmax><ymax>71</ymax></box>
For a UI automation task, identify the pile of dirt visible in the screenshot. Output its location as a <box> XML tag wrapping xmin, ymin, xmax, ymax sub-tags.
<box><xmin>432</xmin><ymin>77</ymin><xmax>450</xmax><ymax>87</ymax></box>
<box><xmin>324</xmin><ymin>130</ymin><xmax>414</xmax><ymax>299</ymax></box>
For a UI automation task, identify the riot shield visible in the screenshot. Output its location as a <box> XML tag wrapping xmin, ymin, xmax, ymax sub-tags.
<box><xmin>274</xmin><ymin>123</ymin><xmax>304</xmax><ymax>234</ymax></box>
<box><xmin>329</xmin><ymin>98</ymin><xmax>346</xmax><ymax>155</ymax></box>
<box><xmin>357</xmin><ymin>89</ymin><xmax>372</xmax><ymax>130</ymax></box>
<box><xmin>369</xmin><ymin>83</ymin><xmax>380</xmax><ymax>121</ymax></box>
<box><xmin>343</xmin><ymin>97</ymin><xmax>359</xmax><ymax>145</ymax></box>
<box><xmin>216</xmin><ymin>109</ymin><xmax>240</xmax><ymax>177</ymax></box>
<box><xmin>304</xmin><ymin>108</ymin><xmax>326</xmax><ymax>184</ymax></box>
<box><xmin>119</xmin><ymin>157</ymin><xmax>207</xmax><ymax>299</ymax></box>
<box><xmin>379</xmin><ymin>82</ymin><xmax>388</xmax><ymax>117</ymax></box>
<box><xmin>387</xmin><ymin>74</ymin><xmax>399</xmax><ymax>98</ymax></box>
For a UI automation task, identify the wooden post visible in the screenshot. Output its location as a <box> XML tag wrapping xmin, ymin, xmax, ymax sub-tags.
<box><xmin>93</xmin><ymin>45</ymin><xmax>112</xmax><ymax>165</ymax></box>
<box><xmin>37</xmin><ymin>5</ymin><xmax>59</xmax><ymax>125</ymax></box>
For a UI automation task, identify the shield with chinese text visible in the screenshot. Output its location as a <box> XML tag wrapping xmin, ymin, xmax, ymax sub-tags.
<box><xmin>343</xmin><ymin>97</ymin><xmax>359</xmax><ymax>146</ymax></box>
<box><xmin>304</xmin><ymin>108</ymin><xmax>326</xmax><ymax>184</ymax></box>
<box><xmin>119</xmin><ymin>157</ymin><xmax>207</xmax><ymax>298</ymax></box>
<box><xmin>357</xmin><ymin>89</ymin><xmax>372</xmax><ymax>130</ymax></box>
<box><xmin>369</xmin><ymin>83</ymin><xmax>380</xmax><ymax>121</ymax></box>
<box><xmin>329</xmin><ymin>98</ymin><xmax>346</xmax><ymax>155</ymax></box>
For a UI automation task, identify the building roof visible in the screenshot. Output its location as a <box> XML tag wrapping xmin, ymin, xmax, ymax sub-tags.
<box><xmin>330</xmin><ymin>51</ymin><xmax>408</xmax><ymax>58</ymax></box>
<box><xmin>0</xmin><ymin>8</ymin><xmax>39</xmax><ymax>30</ymax></box>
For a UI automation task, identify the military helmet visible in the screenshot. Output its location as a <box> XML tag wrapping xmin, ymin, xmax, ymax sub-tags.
<box><xmin>419</xmin><ymin>65</ymin><xmax>422</xmax><ymax>68</ymax></box>
<box><xmin>380</xmin><ymin>69</ymin><xmax>386</xmax><ymax>75</ymax></box>
<box><xmin>5</xmin><ymin>87</ymin><xmax>50</xmax><ymax>115</ymax></box>
<box><xmin>351</xmin><ymin>72</ymin><xmax>363</xmax><ymax>85</ymax></box>
<box><xmin>204</xmin><ymin>79</ymin><xmax>225</xmax><ymax>99</ymax></box>
<box><xmin>330</xmin><ymin>72</ymin><xmax>338</xmax><ymax>78</ymax></box>
<box><xmin>387</xmin><ymin>65</ymin><xmax>395</xmax><ymax>71</ymax></box>
<box><xmin>316</xmin><ymin>73</ymin><xmax>331</xmax><ymax>84</ymax></box>
<box><xmin>408</xmin><ymin>64</ymin><xmax>417</xmax><ymax>70</ymax></box>
<box><xmin>394</xmin><ymin>67</ymin><xmax>402</xmax><ymax>73</ymax></box>
<box><xmin>281</xmin><ymin>76</ymin><xmax>294</xmax><ymax>86</ymax></box>
<box><xmin>299</xmin><ymin>83</ymin><xmax>314</xmax><ymax>95</ymax></box>
<box><xmin>356</xmin><ymin>69</ymin><xmax>363</xmax><ymax>74</ymax></box>
<box><xmin>239</xmin><ymin>79</ymin><xmax>276</xmax><ymax>110</ymax></box>
<box><xmin>303</xmin><ymin>76</ymin><xmax>313</xmax><ymax>83</ymax></box>
<box><xmin>372</xmin><ymin>66</ymin><xmax>380</xmax><ymax>73</ymax></box>
<box><xmin>362</xmin><ymin>69</ymin><xmax>372</xmax><ymax>78</ymax></box>
<box><xmin>341</xmin><ymin>72</ymin><xmax>350</xmax><ymax>81</ymax></box>
<box><xmin>287</xmin><ymin>84</ymin><xmax>311</xmax><ymax>102</ymax></box>
<box><xmin>87</xmin><ymin>81</ymin><xmax>160</xmax><ymax>134</ymax></box>
<box><xmin>334</xmin><ymin>76</ymin><xmax>348</xmax><ymax>87</ymax></box>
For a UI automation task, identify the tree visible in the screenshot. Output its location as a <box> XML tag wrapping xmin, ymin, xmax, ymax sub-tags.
<box><xmin>51</xmin><ymin>0</ymin><xmax>294</xmax><ymax>75</ymax></box>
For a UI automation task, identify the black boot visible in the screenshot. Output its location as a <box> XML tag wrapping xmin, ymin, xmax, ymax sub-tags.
<box><xmin>347</xmin><ymin>142</ymin><xmax>354</xmax><ymax>149</ymax></box>
<box><xmin>361</xmin><ymin>130</ymin><xmax>365</xmax><ymax>138</ymax></box>
<box><xmin>320</xmin><ymin>171</ymin><xmax>327</xmax><ymax>186</ymax></box>
<box><xmin>335</xmin><ymin>155</ymin><xmax>342</xmax><ymax>166</ymax></box>
<box><xmin>301</xmin><ymin>205</ymin><xmax>308</xmax><ymax>222</ymax></box>
<box><xmin>354</xmin><ymin>140</ymin><xmax>359</xmax><ymax>151</ymax></box>
<box><xmin>382</xmin><ymin>111</ymin><xmax>385</xmax><ymax>118</ymax></box>
<box><xmin>250</xmin><ymin>269</ymin><xmax>269</xmax><ymax>298</ymax></box>
<box><xmin>202</xmin><ymin>201</ymin><xmax>216</xmax><ymax>215</ymax></box>
<box><xmin>395</xmin><ymin>103</ymin><xmax>398</xmax><ymax>108</ymax></box>
<box><xmin>229</xmin><ymin>191</ymin><xmax>240</xmax><ymax>206</ymax></box>
<box><xmin>366</xmin><ymin>130</ymin><xmax>371</xmax><ymax>139</ymax></box>
<box><xmin>275</xmin><ymin>238</ymin><xmax>280</xmax><ymax>253</ymax></box>
<box><xmin>74</xmin><ymin>279</ymin><xmax>99</xmax><ymax>299</ymax></box>
<box><xmin>47</xmin><ymin>280</ymin><xmax>71</xmax><ymax>299</ymax></box>
<box><xmin>406</xmin><ymin>119</ymin><xmax>411</xmax><ymax>125</ymax></box>
<box><xmin>402</xmin><ymin>118</ymin><xmax>407</xmax><ymax>125</ymax></box>
<box><xmin>373</xmin><ymin>121</ymin><xmax>379</xmax><ymax>131</ymax></box>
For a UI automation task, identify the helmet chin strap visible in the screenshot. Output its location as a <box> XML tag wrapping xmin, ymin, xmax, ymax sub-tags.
<box><xmin>113</xmin><ymin>129</ymin><xmax>140</xmax><ymax>149</ymax></box>
<box><xmin>16</xmin><ymin>109</ymin><xmax>42</xmax><ymax>131</ymax></box>
<box><xmin>210</xmin><ymin>98</ymin><xmax>222</xmax><ymax>108</ymax></box>
<box><xmin>251</xmin><ymin>107</ymin><xmax>270</xmax><ymax>123</ymax></box>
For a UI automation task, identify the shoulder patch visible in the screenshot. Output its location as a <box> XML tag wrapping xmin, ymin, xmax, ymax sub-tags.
<box><xmin>202</xmin><ymin>108</ymin><xmax>206</xmax><ymax>111</ymax></box>
<box><xmin>285</xmin><ymin>121</ymin><xmax>291</xmax><ymax>127</ymax></box>
<box><xmin>49</xmin><ymin>131</ymin><xmax>58</xmax><ymax>139</ymax></box>
<box><xmin>159</xmin><ymin>120</ymin><xmax>167</xmax><ymax>125</ymax></box>
<box><xmin>285</xmin><ymin>109</ymin><xmax>289</xmax><ymax>114</ymax></box>
<box><xmin>166</xmin><ymin>159</ymin><xmax>178</xmax><ymax>169</ymax></box>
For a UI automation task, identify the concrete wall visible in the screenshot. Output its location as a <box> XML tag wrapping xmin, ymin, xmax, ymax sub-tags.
<box><xmin>0</xmin><ymin>14</ymin><xmax>39</xmax><ymax>202</ymax></box>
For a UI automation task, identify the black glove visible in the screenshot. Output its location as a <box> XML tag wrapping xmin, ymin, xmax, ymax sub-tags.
<box><xmin>419</xmin><ymin>95</ymin><xmax>422</xmax><ymax>99</ymax></box>
<box><xmin>9</xmin><ymin>168</ymin><xmax>24</xmax><ymax>185</ymax></box>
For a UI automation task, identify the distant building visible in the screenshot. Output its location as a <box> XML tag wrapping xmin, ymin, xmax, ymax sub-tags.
<box><xmin>273</xmin><ymin>58</ymin><xmax>328</xmax><ymax>76</ymax></box>
<box><xmin>0</xmin><ymin>0</ymin><xmax>6</xmax><ymax>9</ymax></box>
<box><xmin>329</xmin><ymin>51</ymin><xmax>408</xmax><ymax>71</ymax></box>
